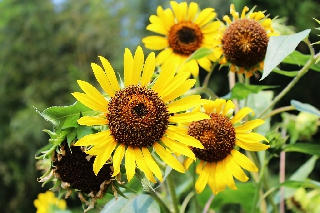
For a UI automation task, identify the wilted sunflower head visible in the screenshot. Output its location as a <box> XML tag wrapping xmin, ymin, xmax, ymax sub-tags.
<box><xmin>142</xmin><ymin>1</ymin><xmax>223</xmax><ymax>77</ymax></box>
<box><xmin>184</xmin><ymin>99</ymin><xmax>270</xmax><ymax>194</ymax></box>
<box><xmin>218</xmin><ymin>4</ymin><xmax>279</xmax><ymax>78</ymax></box>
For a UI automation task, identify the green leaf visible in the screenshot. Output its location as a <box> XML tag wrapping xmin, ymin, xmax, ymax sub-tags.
<box><xmin>76</xmin><ymin>126</ymin><xmax>96</xmax><ymax>139</ymax></box>
<box><xmin>197</xmin><ymin>183</ymin><xmax>255</xmax><ymax>212</ymax></box>
<box><xmin>187</xmin><ymin>47</ymin><xmax>212</xmax><ymax>61</ymax></box>
<box><xmin>261</xmin><ymin>29</ymin><xmax>311</xmax><ymax>80</ymax></box>
<box><xmin>279</xmin><ymin>180</ymin><xmax>320</xmax><ymax>189</ymax></box>
<box><xmin>284</xmin><ymin>143</ymin><xmax>320</xmax><ymax>156</ymax></box>
<box><xmin>291</xmin><ymin>100</ymin><xmax>320</xmax><ymax>117</ymax></box>
<box><xmin>282</xmin><ymin>50</ymin><xmax>320</xmax><ymax>72</ymax></box>
<box><xmin>101</xmin><ymin>193</ymin><xmax>160</xmax><ymax>213</ymax></box>
<box><xmin>273</xmin><ymin>67</ymin><xmax>299</xmax><ymax>77</ymax></box>
<box><xmin>223</xmin><ymin>83</ymin><xmax>277</xmax><ymax>100</ymax></box>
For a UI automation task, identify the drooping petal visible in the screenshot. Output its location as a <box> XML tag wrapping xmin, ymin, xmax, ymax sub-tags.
<box><xmin>197</xmin><ymin>57</ymin><xmax>212</xmax><ymax>72</ymax></box>
<box><xmin>195</xmin><ymin>162</ymin><xmax>210</xmax><ymax>193</ymax></box>
<box><xmin>141</xmin><ymin>147</ymin><xmax>163</xmax><ymax>182</ymax></box>
<box><xmin>91</xmin><ymin>63</ymin><xmax>115</xmax><ymax>97</ymax></box>
<box><xmin>226</xmin><ymin>155</ymin><xmax>249</xmax><ymax>182</ymax></box>
<box><xmin>112</xmin><ymin>144</ymin><xmax>126</xmax><ymax>177</ymax></box>
<box><xmin>207</xmin><ymin>162</ymin><xmax>217</xmax><ymax>194</ymax></box>
<box><xmin>141</xmin><ymin>52</ymin><xmax>156</xmax><ymax>86</ymax></box>
<box><xmin>169</xmin><ymin>111</ymin><xmax>210</xmax><ymax>123</ymax></box>
<box><xmin>74</xmin><ymin>130</ymin><xmax>111</xmax><ymax>146</ymax></box>
<box><xmin>196</xmin><ymin>160</ymin><xmax>204</xmax><ymax>174</ymax></box>
<box><xmin>223</xmin><ymin>157</ymin><xmax>237</xmax><ymax>190</ymax></box>
<box><xmin>161</xmin><ymin>136</ymin><xmax>195</xmax><ymax>159</ymax></box>
<box><xmin>125</xmin><ymin>146</ymin><xmax>136</xmax><ymax>182</ymax></box>
<box><xmin>235</xmin><ymin>119</ymin><xmax>265</xmax><ymax>133</ymax></box>
<box><xmin>183</xmin><ymin>157</ymin><xmax>194</xmax><ymax>169</ymax></box>
<box><xmin>154</xmin><ymin>143</ymin><xmax>185</xmax><ymax>173</ymax></box>
<box><xmin>166</xmin><ymin>126</ymin><xmax>204</xmax><ymax>149</ymax></box>
<box><xmin>231</xmin><ymin>149</ymin><xmax>258</xmax><ymax>172</ymax></box>
<box><xmin>98</xmin><ymin>56</ymin><xmax>120</xmax><ymax>92</ymax></box>
<box><xmin>77</xmin><ymin>116</ymin><xmax>107</xmax><ymax>126</ymax></box>
<box><xmin>131</xmin><ymin>46</ymin><xmax>144</xmax><ymax>85</ymax></box>
<box><xmin>134</xmin><ymin>148</ymin><xmax>156</xmax><ymax>183</ymax></box>
<box><xmin>185</xmin><ymin>59</ymin><xmax>199</xmax><ymax>77</ymax></box>
<box><xmin>124</xmin><ymin>48</ymin><xmax>133</xmax><ymax>86</ymax></box>
<box><xmin>92</xmin><ymin>139</ymin><xmax>117</xmax><ymax>175</ymax></box>
<box><xmin>231</xmin><ymin>107</ymin><xmax>254</xmax><ymax>124</ymax></box>
<box><xmin>214</xmin><ymin>160</ymin><xmax>227</xmax><ymax>194</ymax></box>
<box><xmin>72</xmin><ymin>92</ymin><xmax>107</xmax><ymax>112</ymax></box>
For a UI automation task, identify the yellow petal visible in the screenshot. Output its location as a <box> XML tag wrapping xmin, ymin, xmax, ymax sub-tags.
<box><xmin>231</xmin><ymin>149</ymin><xmax>258</xmax><ymax>172</ymax></box>
<box><xmin>235</xmin><ymin>119</ymin><xmax>265</xmax><ymax>133</ymax></box>
<box><xmin>231</xmin><ymin>107</ymin><xmax>254</xmax><ymax>124</ymax></box>
<box><xmin>195</xmin><ymin>162</ymin><xmax>210</xmax><ymax>193</ymax></box>
<box><xmin>74</xmin><ymin>130</ymin><xmax>111</xmax><ymax>146</ymax></box>
<box><xmin>169</xmin><ymin>112</ymin><xmax>210</xmax><ymax>123</ymax></box>
<box><xmin>166</xmin><ymin>127</ymin><xmax>204</xmax><ymax>149</ymax></box>
<box><xmin>149</xmin><ymin>14</ymin><xmax>163</xmax><ymax>25</ymax></box>
<box><xmin>155</xmin><ymin>48</ymin><xmax>174</xmax><ymax>66</ymax></box>
<box><xmin>92</xmin><ymin>139</ymin><xmax>117</xmax><ymax>175</ymax></box>
<box><xmin>154</xmin><ymin>143</ymin><xmax>185</xmax><ymax>173</ymax></box>
<box><xmin>187</xmin><ymin>2</ymin><xmax>198</xmax><ymax>21</ymax></box>
<box><xmin>197</xmin><ymin>57</ymin><xmax>212</xmax><ymax>72</ymax></box>
<box><xmin>77</xmin><ymin>80</ymin><xmax>108</xmax><ymax>104</ymax></box>
<box><xmin>214</xmin><ymin>99</ymin><xmax>226</xmax><ymax>114</ymax></box>
<box><xmin>201</xmin><ymin>21</ymin><xmax>221</xmax><ymax>33</ymax></box>
<box><xmin>214</xmin><ymin>161</ymin><xmax>227</xmax><ymax>194</ymax></box>
<box><xmin>157</xmin><ymin>71</ymin><xmax>190</xmax><ymax>98</ymax></box>
<box><xmin>112</xmin><ymin>144</ymin><xmax>125</xmax><ymax>177</ymax></box>
<box><xmin>124</xmin><ymin>48</ymin><xmax>133</xmax><ymax>86</ymax></box>
<box><xmin>161</xmin><ymin>136</ymin><xmax>195</xmax><ymax>159</ymax></box>
<box><xmin>142</xmin><ymin>36</ymin><xmax>168</xmax><ymax>50</ymax></box>
<box><xmin>146</xmin><ymin>24</ymin><xmax>168</xmax><ymax>35</ymax></box>
<box><xmin>72</xmin><ymin>92</ymin><xmax>106</xmax><ymax>112</ymax></box>
<box><xmin>141</xmin><ymin>52</ymin><xmax>156</xmax><ymax>86</ymax></box>
<box><xmin>125</xmin><ymin>146</ymin><xmax>136</xmax><ymax>182</ymax></box>
<box><xmin>223</xmin><ymin>100</ymin><xmax>235</xmax><ymax>116</ymax></box>
<box><xmin>162</xmin><ymin>79</ymin><xmax>196</xmax><ymax>103</ymax></box>
<box><xmin>167</xmin><ymin>125</ymin><xmax>188</xmax><ymax>135</ymax></box>
<box><xmin>183</xmin><ymin>157</ymin><xmax>194</xmax><ymax>169</ymax></box>
<box><xmin>131</xmin><ymin>46</ymin><xmax>144</xmax><ymax>85</ymax></box>
<box><xmin>207</xmin><ymin>162</ymin><xmax>217</xmax><ymax>194</ymax></box>
<box><xmin>152</xmin><ymin>61</ymin><xmax>176</xmax><ymax>94</ymax></box>
<box><xmin>134</xmin><ymin>148</ymin><xmax>156</xmax><ymax>183</ymax></box>
<box><xmin>203</xmin><ymin>100</ymin><xmax>216</xmax><ymax>113</ymax></box>
<box><xmin>223</xmin><ymin>157</ymin><xmax>237</xmax><ymax>190</ymax></box>
<box><xmin>167</xmin><ymin>95</ymin><xmax>202</xmax><ymax>113</ymax></box>
<box><xmin>196</xmin><ymin>160</ymin><xmax>204</xmax><ymax>174</ymax></box>
<box><xmin>78</xmin><ymin>116</ymin><xmax>107</xmax><ymax>126</ymax></box>
<box><xmin>98</xmin><ymin>56</ymin><xmax>120</xmax><ymax>92</ymax></box>
<box><xmin>226</xmin><ymin>155</ymin><xmax>249</xmax><ymax>182</ymax></box>
<box><xmin>194</xmin><ymin>8</ymin><xmax>216</xmax><ymax>27</ymax></box>
<box><xmin>236</xmin><ymin>140</ymin><xmax>270</xmax><ymax>151</ymax></box>
<box><xmin>141</xmin><ymin>147</ymin><xmax>163</xmax><ymax>182</ymax></box>
<box><xmin>236</xmin><ymin>132</ymin><xmax>268</xmax><ymax>143</ymax></box>
<box><xmin>91</xmin><ymin>63</ymin><xmax>115</xmax><ymax>97</ymax></box>
<box><xmin>170</xmin><ymin>1</ymin><xmax>187</xmax><ymax>22</ymax></box>
<box><xmin>185</xmin><ymin>59</ymin><xmax>199</xmax><ymax>77</ymax></box>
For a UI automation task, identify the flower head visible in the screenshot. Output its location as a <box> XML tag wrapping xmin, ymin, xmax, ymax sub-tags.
<box><xmin>184</xmin><ymin>99</ymin><xmax>270</xmax><ymax>194</ymax></box>
<box><xmin>142</xmin><ymin>1</ymin><xmax>223</xmax><ymax>77</ymax></box>
<box><xmin>34</xmin><ymin>191</ymin><xmax>66</xmax><ymax>213</ymax></box>
<box><xmin>72</xmin><ymin>46</ymin><xmax>209</xmax><ymax>183</ymax></box>
<box><xmin>218</xmin><ymin>4</ymin><xmax>279</xmax><ymax>77</ymax></box>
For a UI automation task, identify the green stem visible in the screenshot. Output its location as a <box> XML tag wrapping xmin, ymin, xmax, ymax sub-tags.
<box><xmin>167</xmin><ymin>173</ymin><xmax>179</xmax><ymax>213</ymax></box>
<box><xmin>258</xmin><ymin>39</ymin><xmax>315</xmax><ymax>118</ymax></box>
<box><xmin>180</xmin><ymin>191</ymin><xmax>195</xmax><ymax>213</ymax></box>
<box><xmin>148</xmin><ymin>190</ymin><xmax>171</xmax><ymax>213</ymax></box>
<box><xmin>260</xmin><ymin>105</ymin><xmax>296</xmax><ymax>120</ymax></box>
<box><xmin>202</xmin><ymin>63</ymin><xmax>217</xmax><ymax>88</ymax></box>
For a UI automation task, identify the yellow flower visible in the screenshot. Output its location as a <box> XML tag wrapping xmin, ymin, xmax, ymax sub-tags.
<box><xmin>142</xmin><ymin>1</ymin><xmax>223</xmax><ymax>77</ymax></box>
<box><xmin>184</xmin><ymin>99</ymin><xmax>270</xmax><ymax>194</ymax></box>
<box><xmin>218</xmin><ymin>4</ymin><xmax>279</xmax><ymax>77</ymax></box>
<box><xmin>72</xmin><ymin>46</ymin><xmax>209</xmax><ymax>183</ymax></box>
<box><xmin>34</xmin><ymin>191</ymin><xmax>66</xmax><ymax>213</ymax></box>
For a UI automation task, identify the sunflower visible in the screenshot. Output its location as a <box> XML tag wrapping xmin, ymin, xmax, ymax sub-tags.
<box><xmin>184</xmin><ymin>99</ymin><xmax>270</xmax><ymax>194</ymax></box>
<box><xmin>34</xmin><ymin>191</ymin><xmax>66</xmax><ymax>213</ymax></box>
<box><xmin>72</xmin><ymin>46</ymin><xmax>209</xmax><ymax>183</ymax></box>
<box><xmin>218</xmin><ymin>4</ymin><xmax>279</xmax><ymax>77</ymax></box>
<box><xmin>142</xmin><ymin>1</ymin><xmax>223</xmax><ymax>77</ymax></box>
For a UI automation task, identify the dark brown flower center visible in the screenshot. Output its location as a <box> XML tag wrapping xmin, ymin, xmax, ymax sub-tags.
<box><xmin>222</xmin><ymin>19</ymin><xmax>269</xmax><ymax>69</ymax></box>
<box><xmin>168</xmin><ymin>21</ymin><xmax>203</xmax><ymax>56</ymax></box>
<box><xmin>53</xmin><ymin>142</ymin><xmax>112</xmax><ymax>194</ymax></box>
<box><xmin>188</xmin><ymin>113</ymin><xmax>236</xmax><ymax>162</ymax></box>
<box><xmin>107</xmin><ymin>85</ymin><xmax>169</xmax><ymax>147</ymax></box>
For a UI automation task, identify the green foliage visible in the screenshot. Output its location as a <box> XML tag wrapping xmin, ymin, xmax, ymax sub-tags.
<box><xmin>223</xmin><ymin>83</ymin><xmax>276</xmax><ymax>100</ymax></box>
<box><xmin>261</xmin><ymin>29</ymin><xmax>311</xmax><ymax>80</ymax></box>
<box><xmin>282</xmin><ymin>50</ymin><xmax>320</xmax><ymax>72</ymax></box>
<box><xmin>101</xmin><ymin>193</ymin><xmax>160</xmax><ymax>213</ymax></box>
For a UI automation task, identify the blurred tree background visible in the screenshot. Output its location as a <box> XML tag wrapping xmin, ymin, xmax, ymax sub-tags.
<box><xmin>0</xmin><ymin>0</ymin><xmax>319</xmax><ymax>212</ymax></box>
